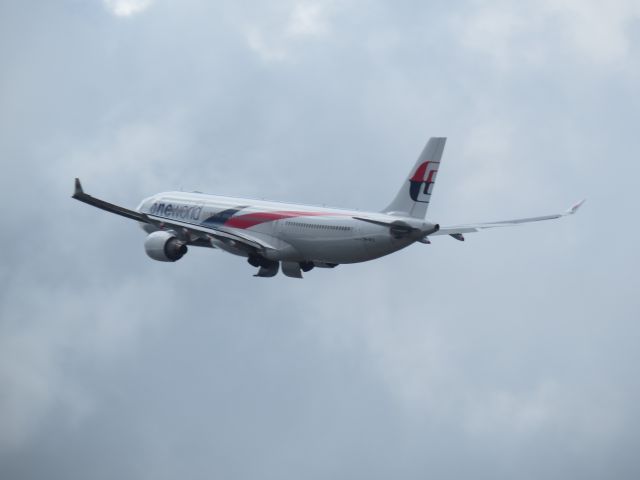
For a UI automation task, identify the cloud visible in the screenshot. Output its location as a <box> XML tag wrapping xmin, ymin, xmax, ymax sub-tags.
<box><xmin>0</xmin><ymin>271</ymin><xmax>178</xmax><ymax>450</ymax></box>
<box><xmin>104</xmin><ymin>0</ymin><xmax>154</xmax><ymax>17</ymax></box>
<box><xmin>243</xmin><ymin>0</ymin><xmax>339</xmax><ymax>62</ymax></box>
<box><xmin>543</xmin><ymin>0</ymin><xmax>640</xmax><ymax>63</ymax></box>
<box><xmin>63</xmin><ymin>112</ymin><xmax>193</xmax><ymax>195</ymax></box>
<box><xmin>456</xmin><ymin>0</ymin><xmax>640</xmax><ymax>68</ymax></box>
<box><xmin>287</xmin><ymin>2</ymin><xmax>330</xmax><ymax>36</ymax></box>
<box><xmin>245</xmin><ymin>28</ymin><xmax>289</xmax><ymax>62</ymax></box>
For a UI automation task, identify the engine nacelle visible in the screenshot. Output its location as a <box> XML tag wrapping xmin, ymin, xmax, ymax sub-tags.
<box><xmin>144</xmin><ymin>231</ymin><xmax>188</xmax><ymax>262</ymax></box>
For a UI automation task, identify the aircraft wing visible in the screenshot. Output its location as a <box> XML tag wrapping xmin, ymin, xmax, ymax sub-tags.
<box><xmin>432</xmin><ymin>200</ymin><xmax>585</xmax><ymax>240</ymax></box>
<box><xmin>71</xmin><ymin>178</ymin><xmax>272</xmax><ymax>252</ymax></box>
<box><xmin>144</xmin><ymin>214</ymin><xmax>270</xmax><ymax>250</ymax></box>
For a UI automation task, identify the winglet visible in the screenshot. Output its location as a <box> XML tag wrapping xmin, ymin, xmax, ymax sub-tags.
<box><xmin>564</xmin><ymin>199</ymin><xmax>586</xmax><ymax>216</ymax></box>
<box><xmin>73</xmin><ymin>178</ymin><xmax>84</xmax><ymax>198</ymax></box>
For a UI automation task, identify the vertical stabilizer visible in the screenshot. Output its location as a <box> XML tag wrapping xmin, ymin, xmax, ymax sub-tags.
<box><xmin>383</xmin><ymin>137</ymin><xmax>446</xmax><ymax>218</ymax></box>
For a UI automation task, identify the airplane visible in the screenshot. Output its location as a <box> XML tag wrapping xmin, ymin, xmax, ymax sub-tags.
<box><xmin>72</xmin><ymin>137</ymin><xmax>584</xmax><ymax>278</ymax></box>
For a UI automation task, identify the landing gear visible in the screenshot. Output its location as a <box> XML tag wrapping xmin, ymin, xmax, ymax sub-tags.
<box><xmin>299</xmin><ymin>261</ymin><xmax>315</xmax><ymax>272</ymax></box>
<box><xmin>247</xmin><ymin>256</ymin><xmax>324</xmax><ymax>278</ymax></box>
<box><xmin>247</xmin><ymin>254</ymin><xmax>262</xmax><ymax>268</ymax></box>
<box><xmin>247</xmin><ymin>254</ymin><xmax>280</xmax><ymax>277</ymax></box>
<box><xmin>255</xmin><ymin>262</ymin><xmax>279</xmax><ymax>277</ymax></box>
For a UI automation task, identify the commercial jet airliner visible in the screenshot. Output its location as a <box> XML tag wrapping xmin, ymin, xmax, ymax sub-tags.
<box><xmin>73</xmin><ymin>137</ymin><xmax>584</xmax><ymax>278</ymax></box>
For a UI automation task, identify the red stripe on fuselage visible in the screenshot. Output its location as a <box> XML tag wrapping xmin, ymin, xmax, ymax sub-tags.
<box><xmin>224</xmin><ymin>211</ymin><xmax>333</xmax><ymax>229</ymax></box>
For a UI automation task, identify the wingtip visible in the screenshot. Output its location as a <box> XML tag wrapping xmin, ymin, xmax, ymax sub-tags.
<box><xmin>565</xmin><ymin>199</ymin><xmax>586</xmax><ymax>215</ymax></box>
<box><xmin>73</xmin><ymin>178</ymin><xmax>84</xmax><ymax>198</ymax></box>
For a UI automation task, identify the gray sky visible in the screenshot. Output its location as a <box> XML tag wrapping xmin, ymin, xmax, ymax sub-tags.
<box><xmin>1</xmin><ymin>0</ymin><xmax>639</xmax><ymax>479</ymax></box>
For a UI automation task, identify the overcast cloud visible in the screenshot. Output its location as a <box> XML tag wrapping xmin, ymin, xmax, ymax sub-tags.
<box><xmin>1</xmin><ymin>0</ymin><xmax>639</xmax><ymax>478</ymax></box>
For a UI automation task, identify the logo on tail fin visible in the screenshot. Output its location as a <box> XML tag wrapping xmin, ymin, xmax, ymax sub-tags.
<box><xmin>409</xmin><ymin>161</ymin><xmax>439</xmax><ymax>203</ymax></box>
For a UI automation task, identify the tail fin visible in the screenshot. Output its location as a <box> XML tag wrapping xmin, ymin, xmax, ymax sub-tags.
<box><xmin>383</xmin><ymin>137</ymin><xmax>446</xmax><ymax>218</ymax></box>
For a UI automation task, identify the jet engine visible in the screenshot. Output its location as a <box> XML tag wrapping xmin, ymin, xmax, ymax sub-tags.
<box><xmin>144</xmin><ymin>231</ymin><xmax>188</xmax><ymax>262</ymax></box>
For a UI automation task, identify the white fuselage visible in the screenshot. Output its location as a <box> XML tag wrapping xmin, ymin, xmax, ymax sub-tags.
<box><xmin>137</xmin><ymin>191</ymin><xmax>435</xmax><ymax>264</ymax></box>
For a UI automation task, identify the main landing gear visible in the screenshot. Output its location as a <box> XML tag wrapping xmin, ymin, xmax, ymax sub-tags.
<box><xmin>247</xmin><ymin>255</ymin><xmax>316</xmax><ymax>278</ymax></box>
